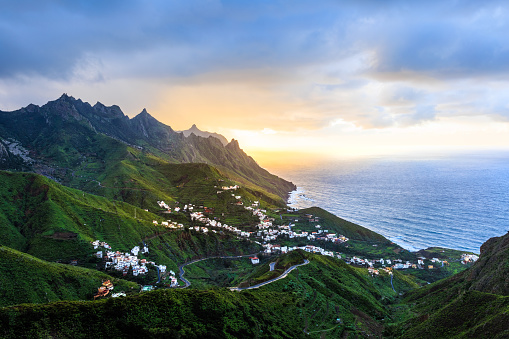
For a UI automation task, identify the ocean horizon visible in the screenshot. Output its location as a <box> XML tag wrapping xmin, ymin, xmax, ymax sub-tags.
<box><xmin>263</xmin><ymin>150</ymin><xmax>509</xmax><ymax>253</ymax></box>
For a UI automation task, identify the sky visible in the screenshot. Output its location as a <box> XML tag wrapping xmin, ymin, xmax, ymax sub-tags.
<box><xmin>1</xmin><ymin>0</ymin><xmax>509</xmax><ymax>162</ymax></box>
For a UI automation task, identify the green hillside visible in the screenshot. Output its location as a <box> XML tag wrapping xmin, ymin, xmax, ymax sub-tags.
<box><xmin>399</xmin><ymin>291</ymin><xmax>509</xmax><ymax>338</ymax></box>
<box><xmin>0</xmin><ymin>171</ymin><xmax>261</xmax><ymax>268</ymax></box>
<box><xmin>299</xmin><ymin>207</ymin><xmax>390</xmax><ymax>243</ymax></box>
<box><xmin>392</xmin><ymin>232</ymin><xmax>509</xmax><ymax>338</ymax></box>
<box><xmin>0</xmin><ymin>251</ymin><xmax>420</xmax><ymax>338</ymax></box>
<box><xmin>0</xmin><ymin>246</ymin><xmax>138</xmax><ymax>308</ymax></box>
<box><xmin>0</xmin><ymin>166</ymin><xmax>500</xmax><ymax>337</ymax></box>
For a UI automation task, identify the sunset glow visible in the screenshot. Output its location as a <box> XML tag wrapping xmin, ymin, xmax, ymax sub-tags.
<box><xmin>1</xmin><ymin>1</ymin><xmax>509</xmax><ymax>158</ymax></box>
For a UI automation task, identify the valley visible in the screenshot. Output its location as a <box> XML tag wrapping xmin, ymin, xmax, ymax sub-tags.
<box><xmin>0</xmin><ymin>96</ymin><xmax>507</xmax><ymax>338</ymax></box>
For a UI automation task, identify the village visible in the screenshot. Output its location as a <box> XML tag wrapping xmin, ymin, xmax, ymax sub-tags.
<box><xmin>91</xmin><ymin>240</ymin><xmax>179</xmax><ymax>287</ymax></box>
<box><xmin>152</xmin><ymin>187</ymin><xmax>480</xmax><ymax>276</ymax></box>
<box><xmin>89</xmin><ymin>183</ymin><xmax>479</xmax><ymax>297</ymax></box>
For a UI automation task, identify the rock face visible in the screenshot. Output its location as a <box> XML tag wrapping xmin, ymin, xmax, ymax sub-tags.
<box><xmin>179</xmin><ymin>124</ymin><xmax>229</xmax><ymax>146</ymax></box>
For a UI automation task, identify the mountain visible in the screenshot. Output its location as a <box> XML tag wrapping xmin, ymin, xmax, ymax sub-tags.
<box><xmin>0</xmin><ymin>94</ymin><xmax>295</xmax><ymax>205</ymax></box>
<box><xmin>179</xmin><ymin>124</ymin><xmax>229</xmax><ymax>146</ymax></box>
<box><xmin>393</xmin><ymin>231</ymin><xmax>509</xmax><ymax>338</ymax></box>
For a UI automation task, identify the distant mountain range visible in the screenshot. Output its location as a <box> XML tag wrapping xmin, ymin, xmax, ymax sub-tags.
<box><xmin>179</xmin><ymin>124</ymin><xmax>229</xmax><ymax>146</ymax></box>
<box><xmin>0</xmin><ymin>94</ymin><xmax>295</xmax><ymax>206</ymax></box>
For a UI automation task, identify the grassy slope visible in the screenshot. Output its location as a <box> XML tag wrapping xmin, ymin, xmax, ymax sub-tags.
<box><xmin>0</xmin><ymin>250</ymin><xmax>421</xmax><ymax>339</ymax></box>
<box><xmin>0</xmin><ymin>289</ymin><xmax>304</xmax><ymax>339</ymax></box>
<box><xmin>400</xmin><ymin>291</ymin><xmax>509</xmax><ymax>338</ymax></box>
<box><xmin>300</xmin><ymin>207</ymin><xmax>390</xmax><ymax>243</ymax></box>
<box><xmin>0</xmin><ymin>246</ymin><xmax>138</xmax><ymax>308</ymax></box>
<box><xmin>0</xmin><ymin>171</ymin><xmax>261</xmax><ymax>268</ymax></box>
<box><xmin>205</xmin><ymin>250</ymin><xmax>419</xmax><ymax>337</ymax></box>
<box><xmin>0</xmin><ymin>170</ymin><xmax>166</xmax><ymax>259</ymax></box>
<box><xmin>393</xmin><ymin>232</ymin><xmax>509</xmax><ymax>338</ymax></box>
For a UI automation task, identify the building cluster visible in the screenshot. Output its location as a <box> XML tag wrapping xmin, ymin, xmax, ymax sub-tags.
<box><xmin>94</xmin><ymin>280</ymin><xmax>114</xmax><ymax>299</ymax></box>
<box><xmin>157</xmin><ymin>201</ymin><xmax>170</xmax><ymax>210</ymax></box>
<box><xmin>190</xmin><ymin>211</ymin><xmax>244</xmax><ymax>235</ymax></box>
<box><xmin>153</xmin><ymin>219</ymin><xmax>184</xmax><ymax>229</ymax></box>
<box><xmin>158</xmin><ymin>195</ymin><xmax>346</xmax><ymax>253</ymax></box>
<box><xmin>91</xmin><ymin>240</ymin><xmax>179</xmax><ymax>287</ymax></box>
<box><xmin>461</xmin><ymin>253</ymin><xmax>479</xmax><ymax>264</ymax></box>
<box><xmin>157</xmin><ymin>200</ymin><xmax>197</xmax><ymax>214</ymax></box>
<box><xmin>345</xmin><ymin>254</ymin><xmax>460</xmax><ymax>274</ymax></box>
<box><xmin>262</xmin><ymin>243</ymin><xmax>339</xmax><ymax>258</ymax></box>
<box><xmin>215</xmin><ymin>185</ymin><xmax>239</xmax><ymax>194</ymax></box>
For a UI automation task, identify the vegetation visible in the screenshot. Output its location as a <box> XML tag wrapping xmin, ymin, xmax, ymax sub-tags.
<box><xmin>0</xmin><ymin>246</ymin><xmax>138</xmax><ymax>308</ymax></box>
<box><xmin>389</xmin><ymin>231</ymin><xmax>509</xmax><ymax>338</ymax></box>
<box><xmin>0</xmin><ymin>251</ymin><xmax>420</xmax><ymax>338</ymax></box>
<box><xmin>0</xmin><ymin>95</ymin><xmax>507</xmax><ymax>337</ymax></box>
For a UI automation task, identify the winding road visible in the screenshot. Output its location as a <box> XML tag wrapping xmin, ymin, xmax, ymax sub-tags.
<box><xmin>178</xmin><ymin>253</ymin><xmax>259</xmax><ymax>288</ymax></box>
<box><xmin>178</xmin><ymin>255</ymin><xmax>310</xmax><ymax>291</ymax></box>
<box><xmin>229</xmin><ymin>259</ymin><xmax>310</xmax><ymax>291</ymax></box>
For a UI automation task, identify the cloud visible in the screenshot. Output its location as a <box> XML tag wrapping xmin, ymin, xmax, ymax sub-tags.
<box><xmin>1</xmin><ymin>0</ymin><xmax>509</xmax><ymax>138</ymax></box>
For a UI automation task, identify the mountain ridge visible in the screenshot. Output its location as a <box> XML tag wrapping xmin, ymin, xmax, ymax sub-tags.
<box><xmin>0</xmin><ymin>94</ymin><xmax>295</xmax><ymax>203</ymax></box>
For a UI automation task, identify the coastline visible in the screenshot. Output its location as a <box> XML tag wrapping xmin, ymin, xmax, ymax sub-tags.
<box><xmin>287</xmin><ymin>186</ymin><xmax>480</xmax><ymax>254</ymax></box>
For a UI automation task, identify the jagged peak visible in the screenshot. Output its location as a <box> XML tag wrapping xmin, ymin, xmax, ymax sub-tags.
<box><xmin>131</xmin><ymin>108</ymin><xmax>173</xmax><ymax>130</ymax></box>
<box><xmin>131</xmin><ymin>108</ymin><xmax>154</xmax><ymax>120</ymax></box>
<box><xmin>25</xmin><ymin>103</ymin><xmax>38</xmax><ymax>112</ymax></box>
<box><xmin>132</xmin><ymin>108</ymin><xmax>157</xmax><ymax>121</ymax></box>
<box><xmin>57</xmin><ymin>93</ymin><xmax>75</xmax><ymax>101</ymax></box>
<box><xmin>227</xmin><ymin>138</ymin><xmax>240</xmax><ymax>149</ymax></box>
<box><xmin>93</xmin><ymin>101</ymin><xmax>124</xmax><ymax>117</ymax></box>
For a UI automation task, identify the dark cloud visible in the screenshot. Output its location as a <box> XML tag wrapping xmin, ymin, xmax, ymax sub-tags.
<box><xmin>2</xmin><ymin>0</ymin><xmax>509</xmax><ymax>131</ymax></box>
<box><xmin>362</xmin><ymin>2</ymin><xmax>509</xmax><ymax>78</ymax></box>
<box><xmin>2</xmin><ymin>1</ymin><xmax>508</xmax><ymax>80</ymax></box>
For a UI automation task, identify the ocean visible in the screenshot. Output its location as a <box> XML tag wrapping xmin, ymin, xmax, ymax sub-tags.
<box><xmin>263</xmin><ymin>151</ymin><xmax>509</xmax><ymax>253</ymax></box>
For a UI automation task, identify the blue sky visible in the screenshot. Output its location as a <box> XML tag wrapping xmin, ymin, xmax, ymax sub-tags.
<box><xmin>1</xmin><ymin>0</ymin><xmax>509</xmax><ymax>158</ymax></box>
